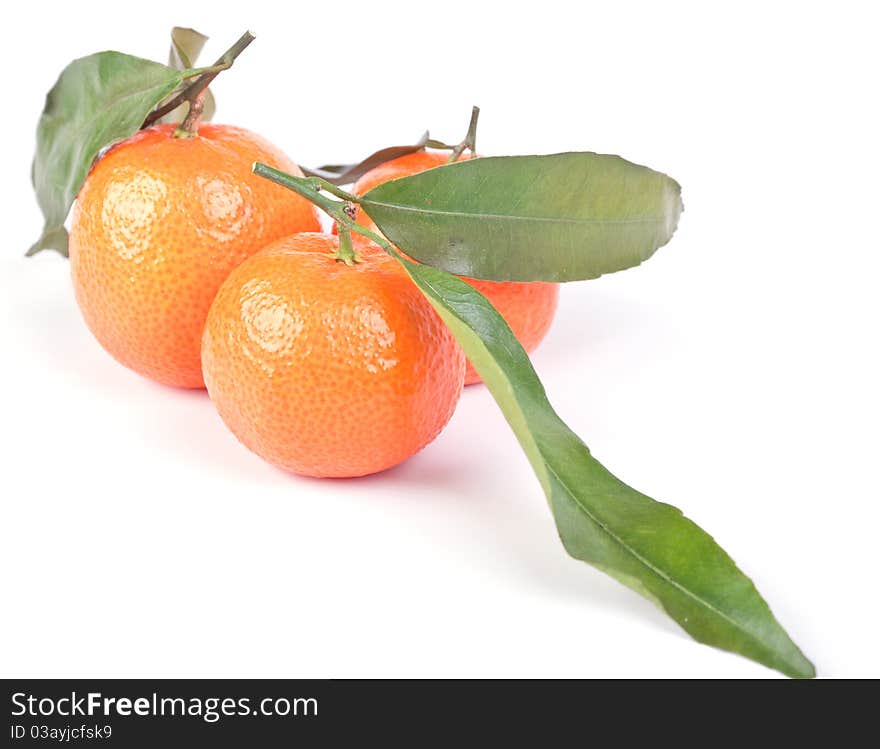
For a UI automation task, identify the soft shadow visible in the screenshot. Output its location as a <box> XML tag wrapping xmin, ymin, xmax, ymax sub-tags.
<box><xmin>16</xmin><ymin>257</ymin><xmax>682</xmax><ymax>638</ymax></box>
<box><xmin>337</xmin><ymin>427</ymin><xmax>681</xmax><ymax>635</ymax></box>
<box><xmin>467</xmin><ymin>480</ymin><xmax>680</xmax><ymax>635</ymax></box>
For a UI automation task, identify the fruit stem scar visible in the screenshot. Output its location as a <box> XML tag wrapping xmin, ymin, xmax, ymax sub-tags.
<box><xmin>147</xmin><ymin>30</ymin><xmax>256</xmax><ymax>131</ymax></box>
<box><xmin>448</xmin><ymin>105</ymin><xmax>480</xmax><ymax>163</ymax></box>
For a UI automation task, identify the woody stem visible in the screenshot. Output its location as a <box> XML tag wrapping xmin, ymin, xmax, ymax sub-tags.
<box><xmin>448</xmin><ymin>105</ymin><xmax>480</xmax><ymax>163</ymax></box>
<box><xmin>176</xmin><ymin>92</ymin><xmax>206</xmax><ymax>136</ymax></box>
<box><xmin>146</xmin><ymin>30</ymin><xmax>256</xmax><ymax>131</ymax></box>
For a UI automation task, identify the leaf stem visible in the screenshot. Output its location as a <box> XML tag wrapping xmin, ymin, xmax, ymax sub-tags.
<box><xmin>321</xmin><ymin>180</ymin><xmax>361</xmax><ymax>203</ymax></box>
<box><xmin>145</xmin><ymin>30</ymin><xmax>256</xmax><ymax>130</ymax></box>
<box><xmin>252</xmin><ymin>162</ymin><xmax>404</xmax><ymax>262</ymax></box>
<box><xmin>178</xmin><ymin>62</ymin><xmax>232</xmax><ymax>79</ymax></box>
<box><xmin>253</xmin><ymin>164</ymin><xmax>353</xmax><ymax>217</ymax></box>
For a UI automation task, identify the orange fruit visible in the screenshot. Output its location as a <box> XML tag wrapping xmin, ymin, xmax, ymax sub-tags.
<box><xmin>351</xmin><ymin>150</ymin><xmax>559</xmax><ymax>385</ymax></box>
<box><xmin>201</xmin><ymin>232</ymin><xmax>466</xmax><ymax>478</ymax></box>
<box><xmin>69</xmin><ymin>123</ymin><xmax>321</xmax><ymax>388</ymax></box>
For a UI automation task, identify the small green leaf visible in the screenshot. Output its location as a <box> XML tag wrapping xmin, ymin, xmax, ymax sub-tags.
<box><xmin>360</xmin><ymin>153</ymin><xmax>683</xmax><ymax>282</ymax></box>
<box><xmin>156</xmin><ymin>27</ymin><xmax>216</xmax><ymax>125</ymax></box>
<box><xmin>29</xmin><ymin>52</ymin><xmax>185</xmax><ymax>256</ymax></box>
<box><xmin>396</xmin><ymin>258</ymin><xmax>814</xmax><ymax>679</ymax></box>
<box><xmin>302</xmin><ymin>132</ymin><xmax>431</xmax><ymax>185</ymax></box>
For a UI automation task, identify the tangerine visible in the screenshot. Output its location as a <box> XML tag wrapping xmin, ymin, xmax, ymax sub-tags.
<box><xmin>201</xmin><ymin>233</ymin><xmax>466</xmax><ymax>478</ymax></box>
<box><xmin>351</xmin><ymin>150</ymin><xmax>559</xmax><ymax>385</ymax></box>
<box><xmin>69</xmin><ymin>123</ymin><xmax>320</xmax><ymax>388</ymax></box>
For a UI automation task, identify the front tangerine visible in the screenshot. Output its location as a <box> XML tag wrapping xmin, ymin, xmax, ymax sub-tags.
<box><xmin>201</xmin><ymin>233</ymin><xmax>466</xmax><ymax>478</ymax></box>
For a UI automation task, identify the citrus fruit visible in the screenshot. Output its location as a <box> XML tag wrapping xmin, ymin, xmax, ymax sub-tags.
<box><xmin>351</xmin><ymin>150</ymin><xmax>559</xmax><ymax>385</ymax></box>
<box><xmin>201</xmin><ymin>232</ymin><xmax>466</xmax><ymax>478</ymax></box>
<box><xmin>69</xmin><ymin>123</ymin><xmax>321</xmax><ymax>388</ymax></box>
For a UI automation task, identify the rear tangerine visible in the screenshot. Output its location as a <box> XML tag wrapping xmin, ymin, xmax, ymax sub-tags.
<box><xmin>351</xmin><ymin>150</ymin><xmax>559</xmax><ymax>385</ymax></box>
<box><xmin>69</xmin><ymin>123</ymin><xmax>321</xmax><ymax>388</ymax></box>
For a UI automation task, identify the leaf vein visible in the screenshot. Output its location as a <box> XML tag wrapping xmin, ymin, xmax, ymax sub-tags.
<box><xmin>363</xmin><ymin>200</ymin><xmax>667</xmax><ymax>226</ymax></box>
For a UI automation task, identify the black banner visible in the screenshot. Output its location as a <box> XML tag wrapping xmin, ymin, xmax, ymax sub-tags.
<box><xmin>1</xmin><ymin>679</ymin><xmax>864</xmax><ymax>744</ymax></box>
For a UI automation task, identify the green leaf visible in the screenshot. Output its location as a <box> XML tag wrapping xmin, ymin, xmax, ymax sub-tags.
<box><xmin>28</xmin><ymin>52</ymin><xmax>185</xmax><ymax>256</ymax></box>
<box><xmin>360</xmin><ymin>152</ymin><xmax>683</xmax><ymax>282</ymax></box>
<box><xmin>156</xmin><ymin>27</ymin><xmax>216</xmax><ymax>125</ymax></box>
<box><xmin>301</xmin><ymin>132</ymin><xmax>430</xmax><ymax>185</ymax></box>
<box><xmin>395</xmin><ymin>258</ymin><xmax>814</xmax><ymax>679</ymax></box>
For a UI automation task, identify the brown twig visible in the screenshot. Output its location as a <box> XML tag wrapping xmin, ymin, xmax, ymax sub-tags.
<box><xmin>143</xmin><ymin>30</ymin><xmax>255</xmax><ymax>129</ymax></box>
<box><xmin>448</xmin><ymin>106</ymin><xmax>480</xmax><ymax>163</ymax></box>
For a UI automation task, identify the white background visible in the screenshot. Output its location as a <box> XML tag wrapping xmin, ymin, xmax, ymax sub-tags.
<box><xmin>1</xmin><ymin>1</ymin><xmax>877</xmax><ymax>678</ymax></box>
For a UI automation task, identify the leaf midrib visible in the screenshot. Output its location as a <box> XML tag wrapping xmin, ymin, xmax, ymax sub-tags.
<box><xmin>363</xmin><ymin>200</ymin><xmax>669</xmax><ymax>226</ymax></box>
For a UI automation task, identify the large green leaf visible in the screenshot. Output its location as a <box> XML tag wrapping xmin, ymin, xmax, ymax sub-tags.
<box><xmin>29</xmin><ymin>52</ymin><xmax>185</xmax><ymax>256</ymax></box>
<box><xmin>396</xmin><ymin>258</ymin><xmax>814</xmax><ymax>678</ymax></box>
<box><xmin>156</xmin><ymin>27</ymin><xmax>216</xmax><ymax>125</ymax></box>
<box><xmin>360</xmin><ymin>153</ymin><xmax>683</xmax><ymax>282</ymax></box>
<box><xmin>252</xmin><ymin>161</ymin><xmax>814</xmax><ymax>677</ymax></box>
